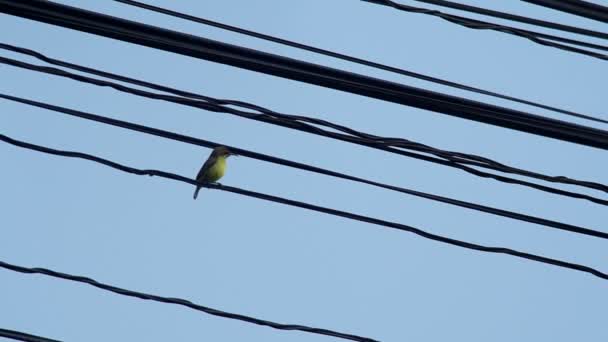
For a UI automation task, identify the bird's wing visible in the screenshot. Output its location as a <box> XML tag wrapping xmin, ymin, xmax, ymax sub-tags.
<box><xmin>196</xmin><ymin>154</ymin><xmax>217</xmax><ymax>181</ymax></box>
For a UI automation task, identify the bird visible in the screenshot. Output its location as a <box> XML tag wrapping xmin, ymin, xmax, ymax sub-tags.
<box><xmin>193</xmin><ymin>146</ymin><xmax>235</xmax><ymax>199</ymax></box>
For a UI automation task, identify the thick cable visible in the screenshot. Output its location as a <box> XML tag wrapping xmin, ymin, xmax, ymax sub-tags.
<box><xmin>521</xmin><ymin>0</ymin><xmax>608</xmax><ymax>24</ymax></box>
<box><xmin>2</xmin><ymin>1</ymin><xmax>608</xmax><ymax>149</ymax></box>
<box><xmin>112</xmin><ymin>0</ymin><xmax>608</xmax><ymax>125</ymax></box>
<box><xmin>0</xmin><ymin>328</ymin><xmax>61</xmax><ymax>342</ymax></box>
<box><xmin>363</xmin><ymin>0</ymin><xmax>608</xmax><ymax>40</ymax></box>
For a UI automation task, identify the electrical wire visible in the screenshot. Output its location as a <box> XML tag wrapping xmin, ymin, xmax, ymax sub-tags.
<box><xmin>2</xmin><ymin>135</ymin><xmax>607</xmax><ymax>281</ymax></box>
<box><xmin>359</xmin><ymin>0</ymin><xmax>608</xmax><ymax>60</ymax></box>
<box><xmin>112</xmin><ymin>0</ymin><xmax>608</xmax><ymax>125</ymax></box>
<box><xmin>2</xmin><ymin>53</ymin><xmax>607</xmax><ymax>202</ymax></box>
<box><xmin>0</xmin><ymin>45</ymin><xmax>587</xmax><ymax>184</ymax></box>
<box><xmin>0</xmin><ymin>260</ymin><xmax>376</xmax><ymax>342</ymax></box>
<box><xmin>3</xmin><ymin>93</ymin><xmax>608</xmax><ymax>237</ymax></box>
<box><xmin>362</xmin><ymin>0</ymin><xmax>608</xmax><ymax>40</ymax></box>
<box><xmin>2</xmin><ymin>1</ymin><xmax>608</xmax><ymax>149</ymax></box>
<box><xmin>2</xmin><ymin>1</ymin><xmax>604</xmax><ymax>338</ymax></box>
<box><xmin>521</xmin><ymin>0</ymin><xmax>608</xmax><ymax>24</ymax></box>
<box><xmin>0</xmin><ymin>328</ymin><xmax>61</xmax><ymax>342</ymax></box>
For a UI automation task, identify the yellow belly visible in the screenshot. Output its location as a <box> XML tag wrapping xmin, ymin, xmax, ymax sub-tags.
<box><xmin>205</xmin><ymin>157</ymin><xmax>226</xmax><ymax>182</ymax></box>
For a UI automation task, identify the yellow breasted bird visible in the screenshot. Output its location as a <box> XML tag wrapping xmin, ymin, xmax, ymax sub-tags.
<box><xmin>193</xmin><ymin>146</ymin><xmax>235</xmax><ymax>199</ymax></box>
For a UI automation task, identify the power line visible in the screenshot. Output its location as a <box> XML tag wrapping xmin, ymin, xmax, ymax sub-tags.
<box><xmin>2</xmin><ymin>134</ymin><xmax>608</xmax><ymax>281</ymax></box>
<box><xmin>2</xmin><ymin>1</ymin><xmax>608</xmax><ymax>149</ymax></box>
<box><xmin>112</xmin><ymin>0</ymin><xmax>608</xmax><ymax>125</ymax></box>
<box><xmin>358</xmin><ymin>0</ymin><xmax>608</xmax><ymax>60</ymax></box>
<box><xmin>363</xmin><ymin>0</ymin><xmax>608</xmax><ymax>40</ymax></box>
<box><xmin>522</xmin><ymin>0</ymin><xmax>608</xmax><ymax>24</ymax></box>
<box><xmin>0</xmin><ymin>328</ymin><xmax>61</xmax><ymax>342</ymax></box>
<box><xmin>2</xmin><ymin>52</ymin><xmax>608</xmax><ymax>202</ymax></box>
<box><xmin>0</xmin><ymin>260</ymin><xmax>376</xmax><ymax>342</ymax></box>
<box><xmin>4</xmin><ymin>93</ymin><xmax>608</xmax><ymax>237</ymax></box>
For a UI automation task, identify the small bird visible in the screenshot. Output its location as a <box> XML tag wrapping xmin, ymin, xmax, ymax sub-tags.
<box><xmin>193</xmin><ymin>146</ymin><xmax>235</xmax><ymax>199</ymax></box>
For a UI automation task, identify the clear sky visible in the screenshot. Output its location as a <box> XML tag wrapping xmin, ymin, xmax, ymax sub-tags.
<box><xmin>2</xmin><ymin>1</ymin><xmax>607</xmax><ymax>341</ymax></box>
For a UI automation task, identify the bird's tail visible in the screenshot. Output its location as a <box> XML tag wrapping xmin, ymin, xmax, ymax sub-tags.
<box><xmin>193</xmin><ymin>186</ymin><xmax>202</xmax><ymax>200</ymax></box>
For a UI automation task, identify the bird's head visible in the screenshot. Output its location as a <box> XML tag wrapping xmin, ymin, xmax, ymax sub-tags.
<box><xmin>213</xmin><ymin>146</ymin><xmax>237</xmax><ymax>158</ymax></box>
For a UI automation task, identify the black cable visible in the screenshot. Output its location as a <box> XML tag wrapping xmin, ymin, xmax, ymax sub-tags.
<box><xmin>0</xmin><ymin>48</ymin><xmax>557</xmax><ymax>173</ymax></box>
<box><xmin>0</xmin><ymin>261</ymin><xmax>376</xmax><ymax>342</ymax></box>
<box><xmin>118</xmin><ymin>0</ymin><xmax>608</xmax><ymax>57</ymax></box>
<box><xmin>112</xmin><ymin>0</ymin><xmax>608</xmax><ymax>125</ymax></box>
<box><xmin>363</xmin><ymin>0</ymin><xmax>608</xmax><ymax>40</ymax></box>
<box><xmin>3</xmin><ymin>53</ymin><xmax>607</xmax><ymax>201</ymax></box>
<box><xmin>359</xmin><ymin>0</ymin><xmax>608</xmax><ymax>60</ymax></box>
<box><xmin>2</xmin><ymin>1</ymin><xmax>608</xmax><ymax>149</ymax></box>
<box><xmin>0</xmin><ymin>328</ymin><xmax>61</xmax><ymax>342</ymax></box>
<box><xmin>2</xmin><ymin>94</ymin><xmax>608</xmax><ymax>239</ymax></box>
<box><xmin>2</xmin><ymin>135</ymin><xmax>607</xmax><ymax>281</ymax></box>
<box><xmin>0</xmin><ymin>43</ymin><xmax>513</xmax><ymax>174</ymax></box>
<box><xmin>522</xmin><ymin>0</ymin><xmax>608</xmax><ymax>24</ymax></box>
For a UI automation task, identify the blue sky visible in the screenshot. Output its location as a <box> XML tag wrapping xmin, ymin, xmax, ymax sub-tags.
<box><xmin>1</xmin><ymin>1</ymin><xmax>607</xmax><ymax>341</ymax></box>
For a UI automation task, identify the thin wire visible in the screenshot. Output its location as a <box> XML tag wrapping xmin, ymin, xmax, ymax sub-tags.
<box><xmin>113</xmin><ymin>0</ymin><xmax>608</xmax><ymax>125</ymax></box>
<box><xmin>2</xmin><ymin>52</ymin><xmax>607</xmax><ymax>201</ymax></box>
<box><xmin>0</xmin><ymin>44</ymin><xmax>525</xmax><ymax>169</ymax></box>
<box><xmin>368</xmin><ymin>0</ymin><xmax>608</xmax><ymax>40</ymax></box>
<box><xmin>2</xmin><ymin>135</ymin><xmax>607</xmax><ymax>281</ymax></box>
<box><xmin>0</xmin><ymin>260</ymin><xmax>376</xmax><ymax>342</ymax></box>
<box><xmin>4</xmin><ymin>93</ymin><xmax>608</xmax><ymax>237</ymax></box>
<box><xmin>0</xmin><ymin>328</ymin><xmax>61</xmax><ymax>342</ymax></box>
<box><xmin>359</xmin><ymin>0</ymin><xmax>608</xmax><ymax>60</ymax></box>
